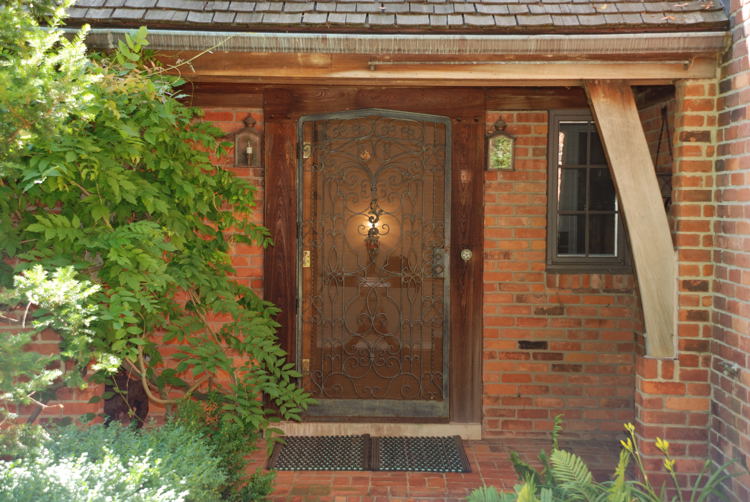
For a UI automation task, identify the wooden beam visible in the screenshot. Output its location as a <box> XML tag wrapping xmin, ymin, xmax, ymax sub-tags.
<box><xmin>157</xmin><ymin>51</ymin><xmax>717</xmax><ymax>86</ymax></box>
<box><xmin>181</xmin><ymin>85</ymin><xmax>589</xmax><ymax>111</ymax></box>
<box><xmin>486</xmin><ymin>87</ymin><xmax>588</xmax><ymax>110</ymax></box>
<box><xmin>585</xmin><ymin>81</ymin><xmax>676</xmax><ymax>358</ymax></box>
<box><xmin>263</xmin><ymin>86</ymin><xmax>484</xmax><ymax>120</ymax></box>
<box><xmin>263</xmin><ymin>92</ymin><xmax>297</xmax><ymax>359</ymax></box>
<box><xmin>180</xmin><ymin>82</ymin><xmax>263</xmax><ymax>107</ymax></box>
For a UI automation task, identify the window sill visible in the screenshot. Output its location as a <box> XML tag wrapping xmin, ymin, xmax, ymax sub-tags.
<box><xmin>545</xmin><ymin>262</ymin><xmax>633</xmax><ymax>275</ymax></box>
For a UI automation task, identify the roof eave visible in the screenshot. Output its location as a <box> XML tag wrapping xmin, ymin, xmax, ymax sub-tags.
<box><xmin>74</xmin><ymin>28</ymin><xmax>728</xmax><ymax>58</ymax></box>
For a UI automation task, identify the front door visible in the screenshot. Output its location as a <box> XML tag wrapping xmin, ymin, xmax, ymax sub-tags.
<box><xmin>297</xmin><ymin>109</ymin><xmax>451</xmax><ymax>418</ymax></box>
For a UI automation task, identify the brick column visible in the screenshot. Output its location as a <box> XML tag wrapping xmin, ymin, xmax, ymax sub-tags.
<box><xmin>634</xmin><ymin>79</ymin><xmax>717</xmax><ymax>489</ymax></box>
<box><xmin>711</xmin><ymin>0</ymin><xmax>750</xmax><ymax>498</ymax></box>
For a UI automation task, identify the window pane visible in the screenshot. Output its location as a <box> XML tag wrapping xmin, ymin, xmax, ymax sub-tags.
<box><xmin>558</xmin><ymin>168</ymin><xmax>586</xmax><ymax>211</ymax></box>
<box><xmin>589</xmin><ymin>168</ymin><xmax>616</xmax><ymax>211</ymax></box>
<box><xmin>557</xmin><ymin>214</ymin><xmax>586</xmax><ymax>255</ymax></box>
<box><xmin>590</xmin><ymin>132</ymin><xmax>606</xmax><ymax>164</ymax></box>
<box><xmin>589</xmin><ymin>214</ymin><xmax>616</xmax><ymax>255</ymax></box>
<box><xmin>559</xmin><ymin>122</ymin><xmax>588</xmax><ymax>165</ymax></box>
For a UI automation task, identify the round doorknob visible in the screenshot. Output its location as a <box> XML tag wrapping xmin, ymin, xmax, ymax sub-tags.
<box><xmin>460</xmin><ymin>249</ymin><xmax>473</xmax><ymax>262</ymax></box>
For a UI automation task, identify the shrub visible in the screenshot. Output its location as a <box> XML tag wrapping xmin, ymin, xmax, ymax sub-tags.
<box><xmin>172</xmin><ymin>396</ymin><xmax>275</xmax><ymax>501</ymax></box>
<box><xmin>0</xmin><ymin>423</ymin><xmax>226</xmax><ymax>502</ymax></box>
<box><xmin>2</xmin><ymin>0</ymin><xmax>312</xmax><ymax>437</ymax></box>
<box><xmin>0</xmin><ymin>265</ymin><xmax>109</xmax><ymax>457</ymax></box>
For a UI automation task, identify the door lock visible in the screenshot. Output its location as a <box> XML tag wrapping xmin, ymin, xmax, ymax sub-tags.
<box><xmin>460</xmin><ymin>249</ymin><xmax>473</xmax><ymax>262</ymax></box>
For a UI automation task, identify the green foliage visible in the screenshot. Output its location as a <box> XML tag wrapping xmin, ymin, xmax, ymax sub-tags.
<box><xmin>0</xmin><ymin>0</ymin><xmax>94</xmax><ymax>171</ymax></box>
<box><xmin>172</xmin><ymin>397</ymin><xmax>276</xmax><ymax>501</ymax></box>
<box><xmin>508</xmin><ymin>415</ymin><xmax>564</xmax><ymax>499</ymax></box>
<box><xmin>0</xmin><ymin>423</ymin><xmax>226</xmax><ymax>502</ymax></box>
<box><xmin>468</xmin><ymin>486</ymin><xmax>509</xmax><ymax>502</ymax></box>
<box><xmin>468</xmin><ymin>419</ymin><xmax>739</xmax><ymax>502</ymax></box>
<box><xmin>0</xmin><ymin>266</ymin><xmax>104</xmax><ymax>454</ymax></box>
<box><xmin>1</xmin><ymin>0</ymin><xmax>311</xmax><ymax>455</ymax></box>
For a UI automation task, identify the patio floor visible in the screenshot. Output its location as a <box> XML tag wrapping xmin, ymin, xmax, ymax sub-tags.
<box><xmin>246</xmin><ymin>437</ymin><xmax>620</xmax><ymax>501</ymax></box>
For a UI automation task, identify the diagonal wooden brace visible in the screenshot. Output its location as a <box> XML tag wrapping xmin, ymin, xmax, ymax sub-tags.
<box><xmin>585</xmin><ymin>80</ymin><xmax>677</xmax><ymax>358</ymax></box>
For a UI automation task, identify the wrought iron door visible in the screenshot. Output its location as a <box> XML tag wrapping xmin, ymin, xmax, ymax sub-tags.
<box><xmin>298</xmin><ymin>109</ymin><xmax>451</xmax><ymax>418</ymax></box>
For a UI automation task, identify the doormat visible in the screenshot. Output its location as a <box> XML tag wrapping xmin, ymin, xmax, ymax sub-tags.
<box><xmin>268</xmin><ymin>435</ymin><xmax>371</xmax><ymax>471</ymax></box>
<box><xmin>267</xmin><ymin>435</ymin><xmax>470</xmax><ymax>473</ymax></box>
<box><xmin>372</xmin><ymin>436</ymin><xmax>471</xmax><ymax>473</ymax></box>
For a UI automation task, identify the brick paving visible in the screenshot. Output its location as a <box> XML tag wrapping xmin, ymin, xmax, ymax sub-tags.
<box><xmin>247</xmin><ymin>437</ymin><xmax>620</xmax><ymax>501</ymax></box>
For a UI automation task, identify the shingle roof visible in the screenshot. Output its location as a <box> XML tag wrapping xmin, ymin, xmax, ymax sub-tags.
<box><xmin>67</xmin><ymin>0</ymin><xmax>728</xmax><ymax>34</ymax></box>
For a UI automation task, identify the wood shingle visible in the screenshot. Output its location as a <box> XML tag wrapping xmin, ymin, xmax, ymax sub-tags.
<box><xmin>67</xmin><ymin>0</ymin><xmax>728</xmax><ymax>33</ymax></box>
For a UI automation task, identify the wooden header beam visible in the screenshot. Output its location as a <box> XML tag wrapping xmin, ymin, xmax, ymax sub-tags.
<box><xmin>158</xmin><ymin>52</ymin><xmax>717</xmax><ymax>87</ymax></box>
<box><xmin>585</xmin><ymin>81</ymin><xmax>677</xmax><ymax>358</ymax></box>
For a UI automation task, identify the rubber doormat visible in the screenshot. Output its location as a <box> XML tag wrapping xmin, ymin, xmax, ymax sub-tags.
<box><xmin>372</xmin><ymin>436</ymin><xmax>471</xmax><ymax>473</ymax></box>
<box><xmin>267</xmin><ymin>435</ymin><xmax>470</xmax><ymax>473</ymax></box>
<box><xmin>268</xmin><ymin>435</ymin><xmax>371</xmax><ymax>471</ymax></box>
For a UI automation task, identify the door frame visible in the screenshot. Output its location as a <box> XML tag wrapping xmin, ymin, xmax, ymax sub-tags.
<box><xmin>264</xmin><ymin>87</ymin><xmax>484</xmax><ymax>423</ymax></box>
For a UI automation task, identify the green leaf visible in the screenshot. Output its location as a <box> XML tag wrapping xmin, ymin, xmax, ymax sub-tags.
<box><xmin>91</xmin><ymin>204</ymin><xmax>110</xmax><ymax>222</ymax></box>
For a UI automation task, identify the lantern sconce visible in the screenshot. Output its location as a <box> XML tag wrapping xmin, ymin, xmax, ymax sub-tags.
<box><xmin>226</xmin><ymin>115</ymin><xmax>261</xmax><ymax>168</ymax></box>
<box><xmin>486</xmin><ymin>118</ymin><xmax>515</xmax><ymax>171</ymax></box>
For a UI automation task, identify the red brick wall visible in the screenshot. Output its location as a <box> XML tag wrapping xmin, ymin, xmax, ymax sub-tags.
<box><xmin>713</xmin><ymin>0</ymin><xmax>750</xmax><ymax>498</ymax></box>
<box><xmin>634</xmin><ymin>79</ymin><xmax>717</xmax><ymax>490</ymax></box>
<box><xmin>482</xmin><ymin>111</ymin><xmax>639</xmax><ymax>439</ymax></box>
<box><xmin>203</xmin><ymin>108</ymin><xmax>265</xmax><ymax>292</ymax></box>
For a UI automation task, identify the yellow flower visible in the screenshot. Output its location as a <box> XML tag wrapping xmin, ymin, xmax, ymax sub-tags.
<box><xmin>663</xmin><ymin>458</ymin><xmax>676</xmax><ymax>472</ymax></box>
<box><xmin>655</xmin><ymin>437</ymin><xmax>670</xmax><ymax>454</ymax></box>
<box><xmin>624</xmin><ymin>423</ymin><xmax>635</xmax><ymax>434</ymax></box>
<box><xmin>620</xmin><ymin>438</ymin><xmax>633</xmax><ymax>451</ymax></box>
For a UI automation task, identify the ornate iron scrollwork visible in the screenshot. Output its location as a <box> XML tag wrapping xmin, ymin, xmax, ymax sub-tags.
<box><xmin>298</xmin><ymin>110</ymin><xmax>450</xmax><ymax>415</ymax></box>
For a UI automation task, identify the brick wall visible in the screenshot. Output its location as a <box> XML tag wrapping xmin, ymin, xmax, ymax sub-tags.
<box><xmin>713</xmin><ymin>0</ymin><xmax>750</xmax><ymax>498</ymax></box>
<box><xmin>202</xmin><ymin>108</ymin><xmax>265</xmax><ymax>292</ymax></box>
<box><xmin>482</xmin><ymin>111</ymin><xmax>639</xmax><ymax>440</ymax></box>
<box><xmin>634</xmin><ymin>79</ymin><xmax>717</xmax><ymax>490</ymax></box>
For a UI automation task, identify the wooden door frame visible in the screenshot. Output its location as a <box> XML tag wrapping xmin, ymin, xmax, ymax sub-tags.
<box><xmin>264</xmin><ymin>87</ymin><xmax>484</xmax><ymax>423</ymax></box>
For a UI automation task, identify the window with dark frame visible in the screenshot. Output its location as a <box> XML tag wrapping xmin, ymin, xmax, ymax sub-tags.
<box><xmin>547</xmin><ymin>110</ymin><xmax>630</xmax><ymax>273</ymax></box>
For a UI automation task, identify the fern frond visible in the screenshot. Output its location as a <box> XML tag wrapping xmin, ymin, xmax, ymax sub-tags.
<box><xmin>467</xmin><ymin>485</ymin><xmax>506</xmax><ymax>502</ymax></box>
<box><xmin>551</xmin><ymin>448</ymin><xmax>594</xmax><ymax>486</ymax></box>
<box><xmin>511</xmin><ymin>451</ymin><xmax>543</xmax><ymax>486</ymax></box>
<box><xmin>539</xmin><ymin>487</ymin><xmax>554</xmax><ymax>502</ymax></box>
<box><xmin>606</xmin><ymin>448</ymin><xmax>631</xmax><ymax>502</ymax></box>
<box><xmin>516</xmin><ymin>479</ymin><xmax>541</xmax><ymax>502</ymax></box>
<box><xmin>551</xmin><ymin>414</ymin><xmax>564</xmax><ymax>450</ymax></box>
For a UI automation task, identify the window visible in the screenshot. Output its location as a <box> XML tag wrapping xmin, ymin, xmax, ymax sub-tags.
<box><xmin>547</xmin><ymin>111</ymin><xmax>630</xmax><ymax>272</ymax></box>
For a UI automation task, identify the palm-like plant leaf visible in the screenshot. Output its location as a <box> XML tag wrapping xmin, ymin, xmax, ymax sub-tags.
<box><xmin>551</xmin><ymin>449</ymin><xmax>594</xmax><ymax>486</ymax></box>
<box><xmin>467</xmin><ymin>485</ymin><xmax>506</xmax><ymax>502</ymax></box>
<box><xmin>516</xmin><ymin>479</ymin><xmax>541</xmax><ymax>502</ymax></box>
<box><xmin>511</xmin><ymin>451</ymin><xmax>544</xmax><ymax>486</ymax></box>
<box><xmin>551</xmin><ymin>415</ymin><xmax>563</xmax><ymax>451</ymax></box>
<box><xmin>606</xmin><ymin>449</ymin><xmax>631</xmax><ymax>502</ymax></box>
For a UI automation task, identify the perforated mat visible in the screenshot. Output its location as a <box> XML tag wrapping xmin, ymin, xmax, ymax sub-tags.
<box><xmin>267</xmin><ymin>435</ymin><xmax>470</xmax><ymax>473</ymax></box>
<box><xmin>372</xmin><ymin>436</ymin><xmax>470</xmax><ymax>472</ymax></box>
<box><xmin>268</xmin><ymin>435</ymin><xmax>370</xmax><ymax>471</ymax></box>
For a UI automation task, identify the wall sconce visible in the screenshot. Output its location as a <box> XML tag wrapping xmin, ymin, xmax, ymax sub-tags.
<box><xmin>225</xmin><ymin>115</ymin><xmax>261</xmax><ymax>168</ymax></box>
<box><xmin>486</xmin><ymin>118</ymin><xmax>515</xmax><ymax>171</ymax></box>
